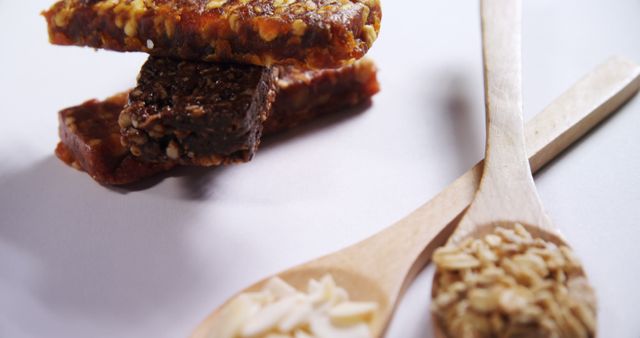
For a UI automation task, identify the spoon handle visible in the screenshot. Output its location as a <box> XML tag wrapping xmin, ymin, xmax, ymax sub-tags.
<box><xmin>481</xmin><ymin>0</ymin><xmax>528</xmax><ymax>180</ymax></box>
<box><xmin>450</xmin><ymin>0</ymin><xmax>553</xmax><ymax>238</ymax></box>
<box><xmin>339</xmin><ymin>56</ymin><xmax>640</xmax><ymax>296</ymax></box>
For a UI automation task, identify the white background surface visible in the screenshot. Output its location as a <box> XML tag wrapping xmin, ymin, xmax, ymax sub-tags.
<box><xmin>1</xmin><ymin>1</ymin><xmax>639</xmax><ymax>337</ymax></box>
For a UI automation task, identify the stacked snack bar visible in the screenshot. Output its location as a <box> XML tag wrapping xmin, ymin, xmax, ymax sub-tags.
<box><xmin>43</xmin><ymin>0</ymin><xmax>381</xmax><ymax>68</ymax></box>
<box><xmin>56</xmin><ymin>60</ymin><xmax>379</xmax><ymax>185</ymax></box>
<box><xmin>43</xmin><ymin>0</ymin><xmax>382</xmax><ymax>185</ymax></box>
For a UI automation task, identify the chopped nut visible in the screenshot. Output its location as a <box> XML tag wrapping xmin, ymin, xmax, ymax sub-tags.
<box><xmin>124</xmin><ymin>19</ymin><xmax>137</xmax><ymax>37</ymax></box>
<box><xmin>130</xmin><ymin>145</ymin><xmax>142</xmax><ymax>157</ymax></box>
<box><xmin>118</xmin><ymin>111</ymin><xmax>132</xmax><ymax>128</ymax></box>
<box><xmin>274</xmin><ymin>0</ymin><xmax>296</xmax><ymax>7</ymax></box>
<box><xmin>215</xmin><ymin>275</ymin><xmax>376</xmax><ymax>338</ymax></box>
<box><xmin>228</xmin><ymin>13</ymin><xmax>241</xmax><ymax>33</ymax></box>
<box><xmin>166</xmin><ymin>141</ymin><xmax>180</xmax><ymax>160</ymax></box>
<box><xmin>362</xmin><ymin>24</ymin><xmax>377</xmax><ymax>46</ymax></box>
<box><xmin>328</xmin><ymin>301</ymin><xmax>377</xmax><ymax>323</ymax></box>
<box><xmin>206</xmin><ymin>0</ymin><xmax>228</xmax><ymax>10</ymax></box>
<box><xmin>291</xmin><ymin>19</ymin><xmax>307</xmax><ymax>36</ymax></box>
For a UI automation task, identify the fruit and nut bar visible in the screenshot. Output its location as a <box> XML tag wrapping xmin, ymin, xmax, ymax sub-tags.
<box><xmin>43</xmin><ymin>0</ymin><xmax>382</xmax><ymax>68</ymax></box>
<box><xmin>431</xmin><ymin>224</ymin><xmax>596</xmax><ymax>338</ymax></box>
<box><xmin>264</xmin><ymin>58</ymin><xmax>379</xmax><ymax>135</ymax></box>
<box><xmin>56</xmin><ymin>59</ymin><xmax>380</xmax><ymax>185</ymax></box>
<box><xmin>120</xmin><ymin>57</ymin><xmax>278</xmax><ymax>166</ymax></box>
<box><xmin>55</xmin><ymin>93</ymin><xmax>176</xmax><ymax>185</ymax></box>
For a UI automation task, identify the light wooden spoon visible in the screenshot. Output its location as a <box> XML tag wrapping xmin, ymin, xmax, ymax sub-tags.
<box><xmin>444</xmin><ymin>0</ymin><xmax>557</xmax><ymax>243</ymax></box>
<box><xmin>190</xmin><ymin>54</ymin><xmax>640</xmax><ymax>338</ymax></box>
<box><xmin>432</xmin><ymin>0</ymin><xmax>594</xmax><ymax>336</ymax></box>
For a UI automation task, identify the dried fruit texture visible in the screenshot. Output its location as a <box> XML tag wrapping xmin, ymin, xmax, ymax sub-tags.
<box><xmin>120</xmin><ymin>57</ymin><xmax>279</xmax><ymax>166</ymax></box>
<box><xmin>431</xmin><ymin>224</ymin><xmax>597</xmax><ymax>338</ymax></box>
<box><xmin>42</xmin><ymin>0</ymin><xmax>382</xmax><ymax>68</ymax></box>
<box><xmin>265</xmin><ymin>57</ymin><xmax>379</xmax><ymax>135</ymax></box>
<box><xmin>55</xmin><ymin>59</ymin><xmax>379</xmax><ymax>185</ymax></box>
<box><xmin>55</xmin><ymin>92</ymin><xmax>175</xmax><ymax>185</ymax></box>
<box><xmin>214</xmin><ymin>275</ymin><xmax>377</xmax><ymax>338</ymax></box>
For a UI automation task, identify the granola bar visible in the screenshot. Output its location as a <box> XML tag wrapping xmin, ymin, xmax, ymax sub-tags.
<box><xmin>56</xmin><ymin>59</ymin><xmax>379</xmax><ymax>185</ymax></box>
<box><xmin>43</xmin><ymin>0</ymin><xmax>382</xmax><ymax>68</ymax></box>
<box><xmin>120</xmin><ymin>57</ymin><xmax>279</xmax><ymax>166</ymax></box>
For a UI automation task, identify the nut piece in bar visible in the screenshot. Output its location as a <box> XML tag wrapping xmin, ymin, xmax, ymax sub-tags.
<box><xmin>43</xmin><ymin>0</ymin><xmax>382</xmax><ymax>68</ymax></box>
<box><xmin>55</xmin><ymin>93</ymin><xmax>175</xmax><ymax>186</ymax></box>
<box><xmin>120</xmin><ymin>57</ymin><xmax>278</xmax><ymax>167</ymax></box>
<box><xmin>56</xmin><ymin>59</ymin><xmax>379</xmax><ymax>185</ymax></box>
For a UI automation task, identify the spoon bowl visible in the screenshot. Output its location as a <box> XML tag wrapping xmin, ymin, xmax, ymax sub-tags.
<box><xmin>190</xmin><ymin>263</ymin><xmax>392</xmax><ymax>338</ymax></box>
<box><xmin>431</xmin><ymin>221</ymin><xmax>592</xmax><ymax>338</ymax></box>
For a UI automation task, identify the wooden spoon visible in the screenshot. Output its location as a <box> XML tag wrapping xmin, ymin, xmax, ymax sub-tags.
<box><xmin>443</xmin><ymin>0</ymin><xmax>557</xmax><ymax>243</ymax></box>
<box><xmin>190</xmin><ymin>54</ymin><xmax>640</xmax><ymax>337</ymax></box>
<box><xmin>432</xmin><ymin>0</ymin><xmax>595</xmax><ymax>336</ymax></box>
